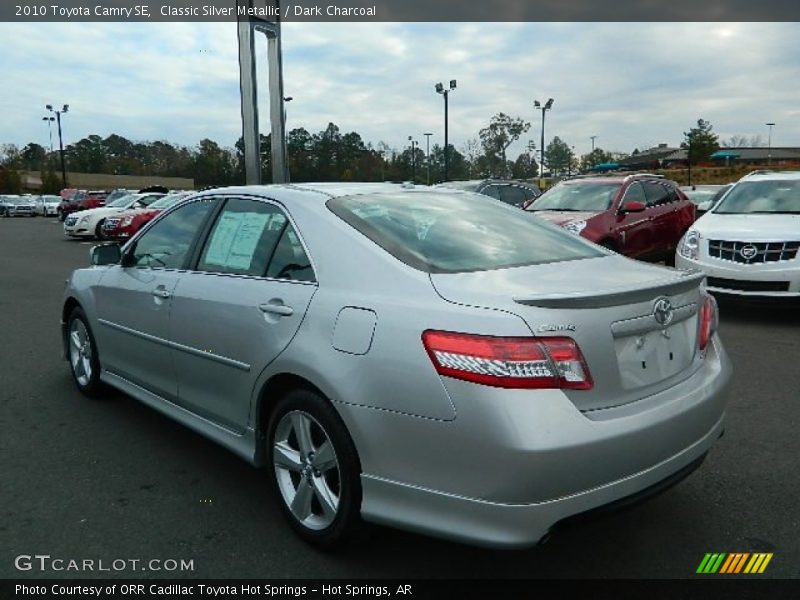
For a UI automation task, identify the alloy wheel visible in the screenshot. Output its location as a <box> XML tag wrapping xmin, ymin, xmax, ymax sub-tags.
<box><xmin>69</xmin><ymin>318</ymin><xmax>93</xmax><ymax>387</ymax></box>
<box><xmin>272</xmin><ymin>410</ymin><xmax>341</xmax><ymax>531</ymax></box>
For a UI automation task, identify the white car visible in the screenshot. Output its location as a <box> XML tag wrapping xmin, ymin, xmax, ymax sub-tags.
<box><xmin>63</xmin><ymin>192</ymin><xmax>164</xmax><ymax>239</ymax></box>
<box><xmin>36</xmin><ymin>195</ymin><xmax>62</xmax><ymax>217</ymax></box>
<box><xmin>676</xmin><ymin>170</ymin><xmax>800</xmax><ymax>297</ymax></box>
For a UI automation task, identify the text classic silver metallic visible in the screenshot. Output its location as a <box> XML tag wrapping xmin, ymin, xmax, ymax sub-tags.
<box><xmin>61</xmin><ymin>183</ymin><xmax>731</xmax><ymax>548</ymax></box>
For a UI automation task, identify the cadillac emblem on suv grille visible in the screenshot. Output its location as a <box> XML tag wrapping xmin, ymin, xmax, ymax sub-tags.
<box><xmin>739</xmin><ymin>244</ymin><xmax>758</xmax><ymax>260</ymax></box>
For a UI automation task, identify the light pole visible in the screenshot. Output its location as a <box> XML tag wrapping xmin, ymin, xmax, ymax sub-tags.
<box><xmin>534</xmin><ymin>98</ymin><xmax>554</xmax><ymax>185</ymax></box>
<box><xmin>590</xmin><ymin>135</ymin><xmax>597</xmax><ymax>151</ymax></box>
<box><xmin>424</xmin><ymin>132</ymin><xmax>433</xmax><ymax>185</ymax></box>
<box><xmin>46</xmin><ymin>104</ymin><xmax>69</xmax><ymax>188</ymax></box>
<box><xmin>766</xmin><ymin>122</ymin><xmax>775</xmax><ymax>166</ymax></box>
<box><xmin>435</xmin><ymin>79</ymin><xmax>456</xmax><ymax>181</ymax></box>
<box><xmin>408</xmin><ymin>136</ymin><xmax>418</xmax><ymax>183</ymax></box>
<box><xmin>568</xmin><ymin>145</ymin><xmax>575</xmax><ymax>176</ymax></box>
<box><xmin>42</xmin><ymin>116</ymin><xmax>55</xmax><ymax>153</ymax></box>
<box><xmin>283</xmin><ymin>97</ymin><xmax>293</xmax><ymax>181</ymax></box>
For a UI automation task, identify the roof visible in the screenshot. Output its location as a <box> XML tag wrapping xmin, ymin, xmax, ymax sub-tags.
<box><xmin>739</xmin><ymin>170</ymin><xmax>800</xmax><ymax>181</ymax></box>
<box><xmin>195</xmin><ymin>182</ymin><xmax>419</xmax><ymax>202</ymax></box>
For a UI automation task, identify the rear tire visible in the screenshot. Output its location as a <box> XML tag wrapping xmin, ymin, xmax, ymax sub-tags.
<box><xmin>267</xmin><ymin>388</ymin><xmax>363</xmax><ymax>549</ymax></box>
<box><xmin>599</xmin><ymin>240</ymin><xmax>617</xmax><ymax>253</ymax></box>
<box><xmin>66</xmin><ymin>307</ymin><xmax>103</xmax><ymax>397</ymax></box>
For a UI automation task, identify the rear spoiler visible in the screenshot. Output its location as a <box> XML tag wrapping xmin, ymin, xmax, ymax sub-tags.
<box><xmin>513</xmin><ymin>270</ymin><xmax>706</xmax><ymax>309</ymax></box>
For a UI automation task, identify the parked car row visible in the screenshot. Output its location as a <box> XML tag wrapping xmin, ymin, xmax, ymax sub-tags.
<box><xmin>0</xmin><ymin>195</ymin><xmax>38</xmax><ymax>217</ymax></box>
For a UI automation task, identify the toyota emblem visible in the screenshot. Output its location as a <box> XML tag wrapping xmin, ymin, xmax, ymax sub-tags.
<box><xmin>739</xmin><ymin>244</ymin><xmax>758</xmax><ymax>260</ymax></box>
<box><xmin>653</xmin><ymin>297</ymin><xmax>674</xmax><ymax>327</ymax></box>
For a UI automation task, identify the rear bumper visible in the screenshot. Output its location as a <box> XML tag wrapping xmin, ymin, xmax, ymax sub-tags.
<box><xmin>357</xmin><ymin>336</ymin><xmax>731</xmax><ymax>548</ymax></box>
<box><xmin>362</xmin><ymin>416</ymin><xmax>722</xmax><ymax>548</ymax></box>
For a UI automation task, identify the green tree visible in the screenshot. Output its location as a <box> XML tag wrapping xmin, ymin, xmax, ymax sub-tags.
<box><xmin>21</xmin><ymin>143</ymin><xmax>47</xmax><ymax>170</ymax></box>
<box><xmin>543</xmin><ymin>136</ymin><xmax>572</xmax><ymax>175</ymax></box>
<box><xmin>681</xmin><ymin>119</ymin><xmax>720</xmax><ymax>164</ymax></box>
<box><xmin>511</xmin><ymin>150</ymin><xmax>538</xmax><ymax>179</ymax></box>
<box><xmin>580</xmin><ymin>147</ymin><xmax>614</xmax><ymax>171</ymax></box>
<box><xmin>479</xmin><ymin>113</ymin><xmax>531</xmax><ymax>178</ymax></box>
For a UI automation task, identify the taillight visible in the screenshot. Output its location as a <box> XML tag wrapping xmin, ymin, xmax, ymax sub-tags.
<box><xmin>421</xmin><ymin>331</ymin><xmax>593</xmax><ymax>390</ymax></box>
<box><xmin>698</xmin><ymin>294</ymin><xmax>718</xmax><ymax>351</ymax></box>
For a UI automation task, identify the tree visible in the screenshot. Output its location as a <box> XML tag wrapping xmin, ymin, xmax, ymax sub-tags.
<box><xmin>681</xmin><ymin>119</ymin><xmax>720</xmax><ymax>164</ymax></box>
<box><xmin>543</xmin><ymin>136</ymin><xmax>572</xmax><ymax>175</ymax></box>
<box><xmin>21</xmin><ymin>143</ymin><xmax>47</xmax><ymax>170</ymax></box>
<box><xmin>478</xmin><ymin>113</ymin><xmax>531</xmax><ymax>178</ymax></box>
<box><xmin>511</xmin><ymin>150</ymin><xmax>538</xmax><ymax>179</ymax></box>
<box><xmin>580</xmin><ymin>147</ymin><xmax>614</xmax><ymax>171</ymax></box>
<box><xmin>461</xmin><ymin>138</ymin><xmax>481</xmax><ymax>178</ymax></box>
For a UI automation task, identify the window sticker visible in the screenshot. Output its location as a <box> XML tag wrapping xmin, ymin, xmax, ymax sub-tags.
<box><xmin>204</xmin><ymin>212</ymin><xmax>271</xmax><ymax>271</ymax></box>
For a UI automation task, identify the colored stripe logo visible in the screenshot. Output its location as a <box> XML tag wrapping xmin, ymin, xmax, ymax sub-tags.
<box><xmin>696</xmin><ymin>553</ymin><xmax>773</xmax><ymax>574</ymax></box>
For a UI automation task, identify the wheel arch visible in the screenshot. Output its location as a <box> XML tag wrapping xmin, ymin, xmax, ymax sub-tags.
<box><xmin>253</xmin><ymin>372</ymin><xmax>361</xmax><ymax>472</ymax></box>
<box><xmin>61</xmin><ymin>297</ymin><xmax>83</xmax><ymax>359</ymax></box>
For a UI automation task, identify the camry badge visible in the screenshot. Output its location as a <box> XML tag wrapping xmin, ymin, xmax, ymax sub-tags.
<box><xmin>537</xmin><ymin>323</ymin><xmax>577</xmax><ymax>333</ymax></box>
<box><xmin>653</xmin><ymin>297</ymin><xmax>674</xmax><ymax>327</ymax></box>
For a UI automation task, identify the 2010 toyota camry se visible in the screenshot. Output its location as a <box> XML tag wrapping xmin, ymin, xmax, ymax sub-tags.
<box><xmin>61</xmin><ymin>182</ymin><xmax>731</xmax><ymax>548</ymax></box>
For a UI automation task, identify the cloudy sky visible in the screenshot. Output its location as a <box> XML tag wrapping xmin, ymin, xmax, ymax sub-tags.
<box><xmin>2</xmin><ymin>22</ymin><xmax>799</xmax><ymax>158</ymax></box>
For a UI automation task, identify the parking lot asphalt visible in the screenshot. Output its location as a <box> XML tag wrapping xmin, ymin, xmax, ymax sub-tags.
<box><xmin>1</xmin><ymin>216</ymin><xmax>798</xmax><ymax>580</ymax></box>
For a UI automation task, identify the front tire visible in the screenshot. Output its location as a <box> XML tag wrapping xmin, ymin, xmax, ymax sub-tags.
<box><xmin>267</xmin><ymin>389</ymin><xmax>362</xmax><ymax>548</ymax></box>
<box><xmin>95</xmin><ymin>220</ymin><xmax>105</xmax><ymax>240</ymax></box>
<box><xmin>66</xmin><ymin>307</ymin><xmax>103</xmax><ymax>397</ymax></box>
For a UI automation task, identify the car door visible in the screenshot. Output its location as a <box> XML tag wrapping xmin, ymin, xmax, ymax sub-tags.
<box><xmin>614</xmin><ymin>181</ymin><xmax>654</xmax><ymax>257</ymax></box>
<box><xmin>168</xmin><ymin>197</ymin><xmax>317</xmax><ymax>432</ymax></box>
<box><xmin>92</xmin><ymin>197</ymin><xmax>219</xmax><ymax>401</ymax></box>
<box><xmin>641</xmin><ymin>181</ymin><xmax>675</xmax><ymax>259</ymax></box>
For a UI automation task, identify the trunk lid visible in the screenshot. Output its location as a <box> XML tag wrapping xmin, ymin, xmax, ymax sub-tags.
<box><xmin>430</xmin><ymin>256</ymin><xmax>706</xmax><ymax>411</ymax></box>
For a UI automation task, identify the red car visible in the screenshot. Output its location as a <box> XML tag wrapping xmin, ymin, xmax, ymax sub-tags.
<box><xmin>58</xmin><ymin>190</ymin><xmax>87</xmax><ymax>222</ymax></box>
<box><xmin>527</xmin><ymin>173</ymin><xmax>695</xmax><ymax>264</ymax></box>
<box><xmin>102</xmin><ymin>192</ymin><xmax>190</xmax><ymax>240</ymax></box>
<box><xmin>76</xmin><ymin>190</ymin><xmax>109</xmax><ymax>211</ymax></box>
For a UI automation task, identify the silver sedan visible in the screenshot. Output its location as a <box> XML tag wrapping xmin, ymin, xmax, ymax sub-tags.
<box><xmin>61</xmin><ymin>183</ymin><xmax>731</xmax><ymax>548</ymax></box>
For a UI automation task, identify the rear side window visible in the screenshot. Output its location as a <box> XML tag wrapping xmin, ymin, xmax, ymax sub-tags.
<box><xmin>498</xmin><ymin>185</ymin><xmax>527</xmax><ymax>206</ymax></box>
<box><xmin>197</xmin><ymin>199</ymin><xmax>288</xmax><ymax>277</ymax></box>
<box><xmin>266</xmin><ymin>224</ymin><xmax>315</xmax><ymax>282</ymax></box>
<box><xmin>328</xmin><ymin>192</ymin><xmax>603</xmax><ymax>274</ymax></box>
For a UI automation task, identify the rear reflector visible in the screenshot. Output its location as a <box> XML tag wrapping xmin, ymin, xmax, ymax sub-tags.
<box><xmin>422</xmin><ymin>330</ymin><xmax>593</xmax><ymax>390</ymax></box>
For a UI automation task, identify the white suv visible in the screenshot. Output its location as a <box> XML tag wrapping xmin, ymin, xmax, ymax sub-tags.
<box><xmin>676</xmin><ymin>170</ymin><xmax>800</xmax><ymax>297</ymax></box>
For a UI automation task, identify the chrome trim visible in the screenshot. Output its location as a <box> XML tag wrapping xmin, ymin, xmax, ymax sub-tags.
<box><xmin>610</xmin><ymin>303</ymin><xmax>696</xmax><ymax>338</ymax></box>
<box><xmin>97</xmin><ymin>318</ymin><xmax>251</xmax><ymax>371</ymax></box>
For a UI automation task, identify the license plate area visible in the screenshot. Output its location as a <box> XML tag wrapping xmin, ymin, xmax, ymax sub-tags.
<box><xmin>614</xmin><ymin>318</ymin><xmax>695</xmax><ymax>389</ymax></box>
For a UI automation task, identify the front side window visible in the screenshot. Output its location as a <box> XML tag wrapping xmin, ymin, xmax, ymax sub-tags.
<box><xmin>714</xmin><ymin>180</ymin><xmax>800</xmax><ymax>214</ymax></box>
<box><xmin>529</xmin><ymin>182</ymin><xmax>620</xmax><ymax>212</ymax></box>
<box><xmin>622</xmin><ymin>182</ymin><xmax>646</xmax><ymax>204</ymax></box>
<box><xmin>130</xmin><ymin>199</ymin><xmax>217</xmax><ymax>268</ymax></box>
<box><xmin>329</xmin><ymin>192</ymin><xmax>602</xmax><ymax>274</ymax></box>
<box><xmin>642</xmin><ymin>182</ymin><xmax>669</xmax><ymax>206</ymax></box>
<box><xmin>197</xmin><ymin>198</ymin><xmax>288</xmax><ymax>277</ymax></box>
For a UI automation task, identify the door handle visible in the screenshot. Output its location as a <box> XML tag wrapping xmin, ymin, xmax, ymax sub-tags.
<box><xmin>151</xmin><ymin>288</ymin><xmax>171</xmax><ymax>299</ymax></box>
<box><xmin>259</xmin><ymin>303</ymin><xmax>294</xmax><ymax>317</ymax></box>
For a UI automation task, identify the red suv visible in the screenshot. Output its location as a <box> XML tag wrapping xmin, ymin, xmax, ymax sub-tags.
<box><xmin>527</xmin><ymin>174</ymin><xmax>695</xmax><ymax>264</ymax></box>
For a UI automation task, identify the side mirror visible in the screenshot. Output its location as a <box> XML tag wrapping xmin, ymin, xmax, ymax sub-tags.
<box><xmin>90</xmin><ymin>243</ymin><xmax>121</xmax><ymax>266</ymax></box>
<box><xmin>621</xmin><ymin>200</ymin><xmax>646</xmax><ymax>213</ymax></box>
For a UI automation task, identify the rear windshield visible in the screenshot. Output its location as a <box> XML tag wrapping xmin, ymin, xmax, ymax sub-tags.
<box><xmin>328</xmin><ymin>192</ymin><xmax>603</xmax><ymax>273</ymax></box>
<box><xmin>528</xmin><ymin>182</ymin><xmax>620</xmax><ymax>212</ymax></box>
<box><xmin>714</xmin><ymin>180</ymin><xmax>800</xmax><ymax>214</ymax></box>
